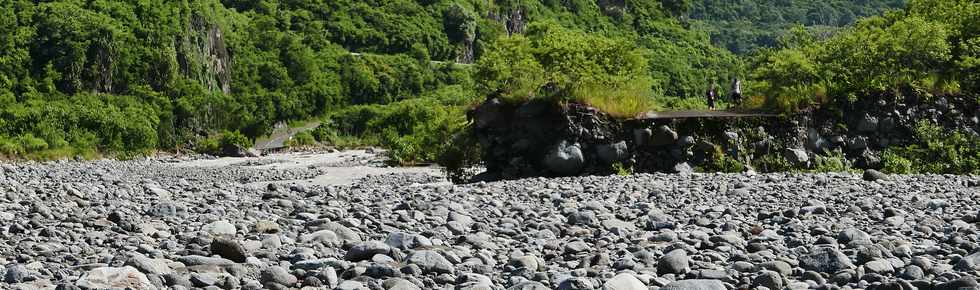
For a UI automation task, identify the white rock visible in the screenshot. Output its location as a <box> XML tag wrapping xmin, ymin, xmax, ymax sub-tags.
<box><xmin>603</xmin><ymin>273</ymin><xmax>647</xmax><ymax>290</ymax></box>
<box><xmin>203</xmin><ymin>220</ymin><xmax>236</xmax><ymax>236</ymax></box>
<box><xmin>76</xmin><ymin>266</ymin><xmax>155</xmax><ymax>290</ymax></box>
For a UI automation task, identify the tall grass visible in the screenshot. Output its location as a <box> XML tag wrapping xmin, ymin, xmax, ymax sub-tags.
<box><xmin>571</xmin><ymin>77</ymin><xmax>656</xmax><ymax>119</ymax></box>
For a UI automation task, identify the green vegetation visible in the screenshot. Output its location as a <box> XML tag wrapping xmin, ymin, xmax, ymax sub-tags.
<box><xmin>811</xmin><ymin>150</ymin><xmax>855</xmax><ymax>173</ymax></box>
<box><xmin>194</xmin><ymin>130</ymin><xmax>252</xmax><ymax>156</ymax></box>
<box><xmin>2</xmin><ymin>0</ymin><xmax>976</xmax><ymax>176</ymax></box>
<box><xmin>882</xmin><ymin>121</ymin><xmax>980</xmax><ymax>175</ymax></box>
<box><xmin>476</xmin><ymin>22</ymin><xmax>654</xmax><ymax>118</ymax></box>
<box><xmin>436</xmin><ymin>128</ymin><xmax>483</xmax><ymax>183</ymax></box>
<box><xmin>751</xmin><ymin>153</ymin><xmax>794</xmax><ymax>173</ymax></box>
<box><xmin>742</xmin><ymin>0</ymin><xmax>980</xmax><ymax>175</ymax></box>
<box><xmin>690</xmin><ymin>0</ymin><xmax>907</xmax><ymax>54</ymax></box>
<box><xmin>0</xmin><ymin>0</ymin><xmax>744</xmax><ymax>162</ymax></box>
<box><xmin>748</xmin><ymin>0</ymin><xmax>979</xmax><ymax>113</ymax></box>
<box><xmin>286</xmin><ymin>131</ymin><xmax>317</xmax><ymax>148</ymax></box>
<box><xmin>697</xmin><ymin>144</ymin><xmax>745</xmax><ymax>173</ymax></box>
<box><xmin>612</xmin><ymin>162</ymin><xmax>634</xmax><ymax>176</ymax></box>
<box><xmin>312</xmin><ymin>98</ymin><xmax>468</xmax><ymax>165</ymax></box>
<box><xmin>881</xmin><ymin>150</ymin><xmax>914</xmax><ymax>174</ymax></box>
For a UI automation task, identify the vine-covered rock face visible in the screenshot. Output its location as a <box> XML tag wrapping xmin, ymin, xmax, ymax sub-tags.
<box><xmin>468</xmin><ymin>95</ymin><xmax>980</xmax><ymax>181</ymax></box>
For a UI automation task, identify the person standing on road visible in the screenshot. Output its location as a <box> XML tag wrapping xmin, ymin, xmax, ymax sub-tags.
<box><xmin>730</xmin><ymin>77</ymin><xmax>742</xmax><ymax>107</ymax></box>
<box><xmin>706</xmin><ymin>82</ymin><xmax>717</xmax><ymax>110</ymax></box>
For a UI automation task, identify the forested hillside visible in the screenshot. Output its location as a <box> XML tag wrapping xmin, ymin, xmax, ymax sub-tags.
<box><xmin>0</xmin><ymin>0</ymin><xmax>739</xmax><ymax>160</ymax></box>
<box><xmin>1</xmin><ymin>0</ymin><xmax>975</xmax><ymax>169</ymax></box>
<box><xmin>690</xmin><ymin>0</ymin><xmax>907</xmax><ymax>54</ymax></box>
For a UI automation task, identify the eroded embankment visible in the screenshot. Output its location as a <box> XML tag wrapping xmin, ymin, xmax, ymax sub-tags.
<box><xmin>469</xmin><ymin>96</ymin><xmax>980</xmax><ymax>180</ymax></box>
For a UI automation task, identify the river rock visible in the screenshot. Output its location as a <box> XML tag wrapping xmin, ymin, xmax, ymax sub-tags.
<box><xmin>660</xmin><ymin>279</ymin><xmax>726</xmax><ymax>290</ymax></box>
<box><xmin>76</xmin><ymin>266</ymin><xmax>154</xmax><ymax>290</ymax></box>
<box><xmin>650</xmin><ymin>125</ymin><xmax>679</xmax><ymax>146</ymax></box>
<box><xmin>544</xmin><ymin>140</ymin><xmax>585</xmax><ymax>175</ymax></box>
<box><xmin>800</xmin><ymin>247</ymin><xmax>855</xmax><ymax>273</ymax></box>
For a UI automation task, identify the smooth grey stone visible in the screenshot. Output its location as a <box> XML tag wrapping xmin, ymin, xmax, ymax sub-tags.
<box><xmin>407</xmin><ymin>250</ymin><xmax>454</xmax><ymax>274</ymax></box>
<box><xmin>660</xmin><ymin>279</ymin><xmax>726</xmax><ymax>290</ymax></box>
<box><xmin>800</xmin><ymin>247</ymin><xmax>855</xmax><ymax>274</ymax></box>
<box><xmin>657</xmin><ymin>249</ymin><xmax>689</xmax><ymax>275</ymax></box>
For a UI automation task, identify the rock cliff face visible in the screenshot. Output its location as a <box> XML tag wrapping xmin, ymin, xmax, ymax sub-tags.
<box><xmin>469</xmin><ymin>95</ymin><xmax>979</xmax><ymax>180</ymax></box>
<box><xmin>177</xmin><ymin>14</ymin><xmax>232</xmax><ymax>95</ymax></box>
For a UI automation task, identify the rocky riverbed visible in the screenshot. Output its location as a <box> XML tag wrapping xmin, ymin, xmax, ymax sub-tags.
<box><xmin>0</xmin><ymin>152</ymin><xmax>979</xmax><ymax>290</ymax></box>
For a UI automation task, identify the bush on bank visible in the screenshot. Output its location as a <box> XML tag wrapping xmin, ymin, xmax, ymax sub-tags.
<box><xmin>313</xmin><ymin>98</ymin><xmax>469</xmax><ymax>166</ymax></box>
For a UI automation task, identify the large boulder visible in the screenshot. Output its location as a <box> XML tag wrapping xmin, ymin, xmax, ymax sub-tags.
<box><xmin>752</xmin><ymin>270</ymin><xmax>784</xmax><ymax>289</ymax></box>
<box><xmin>856</xmin><ymin>149</ymin><xmax>881</xmax><ymax>169</ymax></box>
<box><xmin>473</xmin><ymin>98</ymin><xmax>507</xmax><ymax>129</ymax></box>
<box><xmin>300</xmin><ymin>229</ymin><xmax>340</xmax><ymax>246</ymax></box>
<box><xmin>596</xmin><ymin>141</ymin><xmax>629</xmax><ymax>164</ymax></box>
<box><xmin>203</xmin><ymin>220</ymin><xmax>236</xmax><ymax>236</ymax></box>
<box><xmin>260</xmin><ymin>266</ymin><xmax>298</xmax><ymax>287</ymax></box>
<box><xmin>210</xmin><ymin>237</ymin><xmax>248</xmax><ymax>263</ymax></box>
<box><xmin>407</xmin><ymin>250</ymin><xmax>455</xmax><ymax>274</ymax></box>
<box><xmin>344</xmin><ymin>241</ymin><xmax>392</xmax><ymax>262</ymax></box>
<box><xmin>848</xmin><ymin>136</ymin><xmax>868</xmax><ymax>150</ymax></box>
<box><xmin>800</xmin><ymin>247</ymin><xmax>855</xmax><ymax>273</ymax></box>
<box><xmin>603</xmin><ymin>273</ymin><xmax>647</xmax><ymax>290</ymax></box>
<box><xmin>124</xmin><ymin>254</ymin><xmax>174</xmax><ymax>275</ymax></box>
<box><xmin>76</xmin><ymin>266</ymin><xmax>154</xmax><ymax>290</ymax></box>
<box><xmin>386</xmin><ymin>278</ymin><xmax>423</xmax><ymax>290</ymax></box>
<box><xmin>863</xmin><ymin>169</ymin><xmax>889</xmax><ymax>182</ymax></box>
<box><xmin>934</xmin><ymin>278</ymin><xmax>980</xmax><ymax>290</ymax></box>
<box><xmin>3</xmin><ymin>264</ymin><xmax>30</xmax><ymax>283</ymax></box>
<box><xmin>858</xmin><ymin>114</ymin><xmax>879</xmax><ymax>133</ymax></box>
<box><xmin>544</xmin><ymin>141</ymin><xmax>585</xmax><ymax>175</ymax></box>
<box><xmin>657</xmin><ymin>249</ymin><xmax>689</xmax><ymax>275</ymax></box>
<box><xmin>673</xmin><ymin>162</ymin><xmax>693</xmax><ymax>174</ymax></box>
<box><xmin>633</xmin><ymin>128</ymin><xmax>653</xmax><ymax>147</ymax></box>
<box><xmin>218</xmin><ymin>144</ymin><xmax>251</xmax><ymax>157</ymax></box>
<box><xmin>783</xmin><ymin>148</ymin><xmax>809</xmax><ymax>166</ymax></box>
<box><xmin>649</xmin><ymin>125</ymin><xmax>679</xmax><ymax>147</ymax></box>
<box><xmin>955</xmin><ymin>251</ymin><xmax>980</xmax><ymax>271</ymax></box>
<box><xmin>806</xmin><ymin>128</ymin><xmax>829</xmax><ymax>153</ymax></box>
<box><xmin>557</xmin><ymin>277</ymin><xmax>594</xmax><ymax>290</ymax></box>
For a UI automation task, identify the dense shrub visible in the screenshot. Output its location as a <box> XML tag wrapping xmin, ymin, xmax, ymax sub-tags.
<box><xmin>476</xmin><ymin>23</ymin><xmax>654</xmax><ymax>118</ymax></box>
<box><xmin>287</xmin><ymin>131</ymin><xmax>317</xmax><ymax>147</ymax></box>
<box><xmin>881</xmin><ymin>150</ymin><xmax>914</xmax><ymax>174</ymax></box>
<box><xmin>220</xmin><ymin>130</ymin><xmax>253</xmax><ymax>149</ymax></box>
<box><xmin>812</xmin><ymin>150</ymin><xmax>854</xmax><ymax>173</ymax></box>
<box><xmin>15</xmin><ymin>134</ymin><xmax>48</xmax><ymax>153</ymax></box>
<box><xmin>749</xmin><ymin>1</ymin><xmax>979</xmax><ymax>114</ymax></box>
<box><xmin>0</xmin><ymin>137</ymin><xmax>21</xmax><ymax>156</ymax></box>
<box><xmin>436</xmin><ymin>128</ymin><xmax>483</xmax><ymax>183</ymax></box>
<box><xmin>612</xmin><ymin>162</ymin><xmax>634</xmax><ymax>176</ymax></box>
<box><xmin>0</xmin><ymin>94</ymin><xmax>159</xmax><ymax>156</ymax></box>
<box><xmin>314</xmin><ymin>98</ymin><xmax>469</xmax><ymax>165</ymax></box>
<box><xmin>697</xmin><ymin>145</ymin><xmax>746</xmax><ymax>173</ymax></box>
<box><xmin>195</xmin><ymin>130</ymin><xmax>252</xmax><ymax>156</ymax></box>
<box><xmin>883</xmin><ymin>121</ymin><xmax>980</xmax><ymax>174</ymax></box>
<box><xmin>752</xmin><ymin>153</ymin><xmax>795</xmax><ymax>173</ymax></box>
